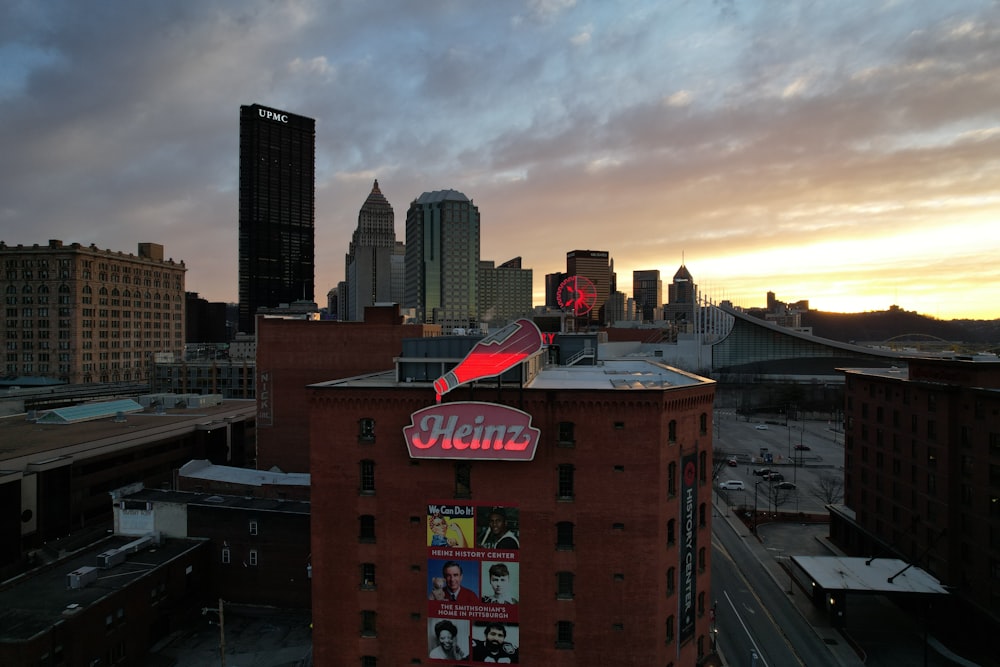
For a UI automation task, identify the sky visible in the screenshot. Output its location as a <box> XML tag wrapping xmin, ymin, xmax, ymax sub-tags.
<box><xmin>2</xmin><ymin>1</ymin><xmax>999</xmax><ymax>321</ymax></box>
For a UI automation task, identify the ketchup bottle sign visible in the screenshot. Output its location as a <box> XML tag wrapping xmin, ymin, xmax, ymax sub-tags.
<box><xmin>433</xmin><ymin>319</ymin><xmax>543</xmax><ymax>402</ymax></box>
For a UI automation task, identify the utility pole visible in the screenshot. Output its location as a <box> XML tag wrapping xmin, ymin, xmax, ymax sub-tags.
<box><xmin>202</xmin><ymin>598</ymin><xmax>226</xmax><ymax>667</ymax></box>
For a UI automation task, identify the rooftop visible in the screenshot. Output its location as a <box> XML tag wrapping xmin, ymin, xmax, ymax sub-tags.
<box><xmin>0</xmin><ymin>535</ymin><xmax>205</xmax><ymax>642</ymax></box>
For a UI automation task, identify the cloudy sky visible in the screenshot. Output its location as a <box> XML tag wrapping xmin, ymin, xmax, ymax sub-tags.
<box><xmin>2</xmin><ymin>1</ymin><xmax>999</xmax><ymax>320</ymax></box>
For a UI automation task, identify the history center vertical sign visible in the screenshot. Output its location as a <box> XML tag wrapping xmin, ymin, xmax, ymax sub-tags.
<box><xmin>679</xmin><ymin>451</ymin><xmax>698</xmax><ymax>644</ymax></box>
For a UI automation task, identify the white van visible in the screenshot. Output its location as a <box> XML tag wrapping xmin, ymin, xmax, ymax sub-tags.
<box><xmin>718</xmin><ymin>480</ymin><xmax>745</xmax><ymax>490</ymax></box>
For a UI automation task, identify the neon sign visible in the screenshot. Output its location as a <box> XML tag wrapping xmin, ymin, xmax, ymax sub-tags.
<box><xmin>404</xmin><ymin>402</ymin><xmax>540</xmax><ymax>461</ymax></box>
<box><xmin>433</xmin><ymin>319</ymin><xmax>543</xmax><ymax>403</ymax></box>
<box><xmin>556</xmin><ymin>275</ymin><xmax>597</xmax><ymax>317</ymax></box>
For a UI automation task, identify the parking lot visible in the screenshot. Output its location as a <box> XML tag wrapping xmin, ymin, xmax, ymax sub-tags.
<box><xmin>712</xmin><ymin>412</ymin><xmax>844</xmax><ymax>514</ymax></box>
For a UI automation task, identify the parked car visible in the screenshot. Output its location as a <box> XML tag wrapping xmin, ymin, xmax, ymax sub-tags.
<box><xmin>754</xmin><ymin>424</ymin><xmax>769</xmax><ymax>430</ymax></box>
<box><xmin>719</xmin><ymin>480</ymin><xmax>745</xmax><ymax>490</ymax></box>
<box><xmin>727</xmin><ymin>458</ymin><xmax>738</xmax><ymax>467</ymax></box>
<box><xmin>764</xmin><ymin>472</ymin><xmax>784</xmax><ymax>482</ymax></box>
<box><xmin>776</xmin><ymin>482</ymin><xmax>797</xmax><ymax>490</ymax></box>
<box><xmin>794</xmin><ymin>444</ymin><xmax>811</xmax><ymax>451</ymax></box>
<box><xmin>752</xmin><ymin>467</ymin><xmax>773</xmax><ymax>476</ymax></box>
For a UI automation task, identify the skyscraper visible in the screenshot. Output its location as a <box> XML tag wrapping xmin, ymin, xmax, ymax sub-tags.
<box><xmin>666</xmin><ymin>263</ymin><xmax>697</xmax><ymax>324</ymax></box>
<box><xmin>633</xmin><ymin>269</ymin><xmax>663</xmax><ymax>322</ymax></box>
<box><xmin>343</xmin><ymin>180</ymin><xmax>402</xmax><ymax>321</ymax></box>
<box><xmin>238</xmin><ymin>104</ymin><xmax>316</xmax><ymax>334</ymax></box>
<box><xmin>565</xmin><ymin>249</ymin><xmax>614</xmax><ymax>326</ymax></box>
<box><xmin>478</xmin><ymin>257</ymin><xmax>533</xmax><ymax>328</ymax></box>
<box><xmin>404</xmin><ymin>189</ymin><xmax>480</xmax><ymax>331</ymax></box>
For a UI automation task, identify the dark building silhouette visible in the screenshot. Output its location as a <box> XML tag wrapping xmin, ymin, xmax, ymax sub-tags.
<box><xmin>632</xmin><ymin>269</ymin><xmax>663</xmax><ymax>322</ymax></box>
<box><xmin>185</xmin><ymin>292</ymin><xmax>228</xmax><ymax>343</ymax></box>
<box><xmin>666</xmin><ymin>263</ymin><xmax>696</xmax><ymax>324</ymax></box>
<box><xmin>565</xmin><ymin>250</ymin><xmax>614</xmax><ymax>326</ymax></box>
<box><xmin>238</xmin><ymin>104</ymin><xmax>316</xmax><ymax>334</ymax></box>
<box><xmin>343</xmin><ymin>180</ymin><xmax>403</xmax><ymax>321</ymax></box>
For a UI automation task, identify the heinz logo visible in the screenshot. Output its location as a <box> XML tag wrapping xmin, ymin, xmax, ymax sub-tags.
<box><xmin>404</xmin><ymin>402</ymin><xmax>540</xmax><ymax>461</ymax></box>
<box><xmin>258</xmin><ymin>109</ymin><xmax>289</xmax><ymax>123</ymax></box>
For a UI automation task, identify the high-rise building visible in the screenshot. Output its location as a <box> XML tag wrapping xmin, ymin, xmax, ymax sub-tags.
<box><xmin>633</xmin><ymin>269</ymin><xmax>663</xmax><ymax>322</ymax></box>
<box><xmin>565</xmin><ymin>250</ymin><xmax>613</xmax><ymax>326</ymax></box>
<box><xmin>404</xmin><ymin>189</ymin><xmax>480</xmax><ymax>331</ymax></box>
<box><xmin>238</xmin><ymin>103</ymin><xmax>316</xmax><ymax>334</ymax></box>
<box><xmin>343</xmin><ymin>180</ymin><xmax>401</xmax><ymax>321</ymax></box>
<box><xmin>478</xmin><ymin>257</ymin><xmax>533</xmax><ymax>328</ymax></box>
<box><xmin>544</xmin><ymin>272</ymin><xmax>566</xmax><ymax>309</ymax></box>
<box><xmin>666</xmin><ymin>263</ymin><xmax>697</xmax><ymax>324</ymax></box>
<box><xmin>0</xmin><ymin>239</ymin><xmax>185</xmax><ymax>384</ymax></box>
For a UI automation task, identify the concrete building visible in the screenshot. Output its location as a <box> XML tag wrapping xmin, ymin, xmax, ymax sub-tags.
<box><xmin>0</xmin><ymin>395</ymin><xmax>255</xmax><ymax>577</ymax></box>
<box><xmin>344</xmin><ymin>180</ymin><xmax>404</xmax><ymax>321</ymax></box>
<box><xmin>478</xmin><ymin>257</ymin><xmax>533</xmax><ymax>329</ymax></box>
<box><xmin>832</xmin><ymin>357</ymin><xmax>1000</xmax><ymax>641</ymax></box>
<box><xmin>0</xmin><ymin>239</ymin><xmax>186</xmax><ymax>385</ymax></box>
<box><xmin>238</xmin><ymin>103</ymin><xmax>315</xmax><ymax>334</ymax></box>
<box><xmin>0</xmin><ymin>532</ymin><xmax>209</xmax><ymax>667</ymax></box>
<box><xmin>308</xmin><ymin>331</ymin><xmax>717</xmax><ymax>666</ymax></box>
<box><xmin>404</xmin><ymin>189</ymin><xmax>481</xmax><ymax>332</ymax></box>
<box><xmin>565</xmin><ymin>249</ymin><xmax>614</xmax><ymax>326</ymax></box>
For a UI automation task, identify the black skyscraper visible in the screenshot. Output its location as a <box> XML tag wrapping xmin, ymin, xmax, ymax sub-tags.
<box><xmin>238</xmin><ymin>104</ymin><xmax>316</xmax><ymax>334</ymax></box>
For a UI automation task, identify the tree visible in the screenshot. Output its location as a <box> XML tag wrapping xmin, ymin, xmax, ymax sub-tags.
<box><xmin>811</xmin><ymin>473</ymin><xmax>844</xmax><ymax>504</ymax></box>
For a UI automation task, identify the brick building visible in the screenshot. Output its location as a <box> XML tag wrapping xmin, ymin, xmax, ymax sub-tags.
<box><xmin>308</xmin><ymin>331</ymin><xmax>717</xmax><ymax>666</ymax></box>
<box><xmin>833</xmin><ymin>357</ymin><xmax>1000</xmax><ymax>641</ymax></box>
<box><xmin>255</xmin><ymin>305</ymin><xmax>438</xmax><ymax>473</ymax></box>
<box><xmin>1</xmin><ymin>239</ymin><xmax>186</xmax><ymax>384</ymax></box>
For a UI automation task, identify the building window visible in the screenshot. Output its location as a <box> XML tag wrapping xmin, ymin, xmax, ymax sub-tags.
<box><xmin>361</xmin><ymin>658</ymin><xmax>376</xmax><ymax>667</ymax></box>
<box><xmin>698</xmin><ymin>547</ymin><xmax>706</xmax><ymax>571</ymax></box>
<box><xmin>222</xmin><ymin>548</ymin><xmax>230</xmax><ymax>564</ymax></box>
<box><xmin>699</xmin><ymin>412</ymin><xmax>707</xmax><ymax>435</ymax></box>
<box><xmin>668</xmin><ymin>462</ymin><xmax>677</xmax><ymax>496</ymax></box>
<box><xmin>558</xmin><ymin>421</ymin><xmax>575</xmax><ymax>446</ymax></box>
<box><xmin>556</xmin><ymin>620</ymin><xmax>574</xmax><ymax>649</ymax></box>
<box><xmin>667</xmin><ymin>567</ymin><xmax>676</xmax><ymax>595</ymax></box>
<box><xmin>249</xmin><ymin>520</ymin><xmax>258</xmax><ymax>536</ymax></box>
<box><xmin>359</xmin><ymin>418</ymin><xmax>375</xmax><ymax>442</ymax></box>
<box><xmin>698</xmin><ymin>591</ymin><xmax>705</xmax><ymax>616</ymax></box>
<box><xmin>361</xmin><ymin>610</ymin><xmax>377</xmax><ymax>637</ymax></box>
<box><xmin>360</xmin><ymin>459</ymin><xmax>375</xmax><ymax>494</ymax></box>
<box><xmin>556</xmin><ymin>571</ymin><xmax>575</xmax><ymax>599</ymax></box>
<box><xmin>699</xmin><ymin>450</ymin><xmax>707</xmax><ymax>483</ymax></box>
<box><xmin>556</xmin><ymin>521</ymin><xmax>574</xmax><ymax>550</ymax></box>
<box><xmin>359</xmin><ymin>515</ymin><xmax>376</xmax><ymax>542</ymax></box>
<box><xmin>455</xmin><ymin>462</ymin><xmax>471</xmax><ymax>498</ymax></box>
<box><xmin>249</xmin><ymin>550</ymin><xmax>258</xmax><ymax>566</ymax></box>
<box><xmin>668</xmin><ymin>420</ymin><xmax>677</xmax><ymax>443</ymax></box>
<box><xmin>666</xmin><ymin>615</ymin><xmax>675</xmax><ymax>644</ymax></box>
<box><xmin>667</xmin><ymin>519</ymin><xmax>676</xmax><ymax>546</ymax></box>
<box><xmin>558</xmin><ymin>464</ymin><xmax>575</xmax><ymax>500</ymax></box>
<box><xmin>699</xmin><ymin>503</ymin><xmax>706</xmax><ymax>528</ymax></box>
<box><xmin>361</xmin><ymin>563</ymin><xmax>376</xmax><ymax>589</ymax></box>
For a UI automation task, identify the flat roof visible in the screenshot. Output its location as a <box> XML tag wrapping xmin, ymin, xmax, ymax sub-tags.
<box><xmin>0</xmin><ymin>399</ymin><xmax>256</xmax><ymax>470</ymax></box>
<box><xmin>123</xmin><ymin>486</ymin><xmax>310</xmax><ymax>515</ymax></box>
<box><xmin>0</xmin><ymin>536</ymin><xmax>205</xmax><ymax>642</ymax></box>
<box><xmin>312</xmin><ymin>358</ymin><xmax>712</xmax><ymax>392</ymax></box>
<box><xmin>179</xmin><ymin>459</ymin><xmax>310</xmax><ymax>487</ymax></box>
<box><xmin>792</xmin><ymin>555</ymin><xmax>949</xmax><ymax>595</ymax></box>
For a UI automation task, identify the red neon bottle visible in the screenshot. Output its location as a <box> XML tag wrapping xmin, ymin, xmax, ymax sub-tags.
<box><xmin>433</xmin><ymin>319</ymin><xmax>543</xmax><ymax>402</ymax></box>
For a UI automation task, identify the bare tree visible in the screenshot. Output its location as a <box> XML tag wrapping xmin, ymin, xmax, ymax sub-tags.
<box><xmin>811</xmin><ymin>473</ymin><xmax>844</xmax><ymax>504</ymax></box>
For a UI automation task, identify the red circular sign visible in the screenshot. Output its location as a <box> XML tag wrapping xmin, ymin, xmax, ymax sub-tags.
<box><xmin>556</xmin><ymin>275</ymin><xmax>597</xmax><ymax>317</ymax></box>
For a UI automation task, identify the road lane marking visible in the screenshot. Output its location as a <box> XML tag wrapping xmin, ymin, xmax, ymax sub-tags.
<box><xmin>724</xmin><ymin>590</ymin><xmax>768</xmax><ymax>667</ymax></box>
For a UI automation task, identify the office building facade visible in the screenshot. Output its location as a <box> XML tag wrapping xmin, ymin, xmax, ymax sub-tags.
<box><xmin>404</xmin><ymin>189</ymin><xmax>480</xmax><ymax>331</ymax></box>
<box><xmin>0</xmin><ymin>240</ymin><xmax>185</xmax><ymax>384</ymax></box>
<box><xmin>565</xmin><ymin>249</ymin><xmax>614</xmax><ymax>326</ymax></box>
<box><xmin>633</xmin><ymin>269</ymin><xmax>663</xmax><ymax>322</ymax></box>
<box><xmin>478</xmin><ymin>257</ymin><xmax>533</xmax><ymax>328</ymax></box>
<box><xmin>344</xmin><ymin>180</ymin><xmax>403</xmax><ymax>321</ymax></box>
<box><xmin>666</xmin><ymin>263</ymin><xmax>697</xmax><ymax>324</ymax></box>
<box><xmin>238</xmin><ymin>103</ymin><xmax>316</xmax><ymax>334</ymax></box>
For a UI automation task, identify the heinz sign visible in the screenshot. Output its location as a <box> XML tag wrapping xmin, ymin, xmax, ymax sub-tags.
<box><xmin>405</xmin><ymin>402</ymin><xmax>540</xmax><ymax>461</ymax></box>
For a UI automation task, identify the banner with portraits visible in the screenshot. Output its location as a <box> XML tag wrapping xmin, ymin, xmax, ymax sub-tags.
<box><xmin>426</xmin><ymin>502</ymin><xmax>521</xmax><ymax>664</ymax></box>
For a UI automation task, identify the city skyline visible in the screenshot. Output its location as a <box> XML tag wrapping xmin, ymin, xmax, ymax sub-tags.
<box><xmin>2</xmin><ymin>2</ymin><xmax>998</xmax><ymax>320</ymax></box>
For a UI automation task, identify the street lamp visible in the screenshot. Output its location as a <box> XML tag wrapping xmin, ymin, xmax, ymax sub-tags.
<box><xmin>753</xmin><ymin>480</ymin><xmax>764</xmax><ymax>534</ymax></box>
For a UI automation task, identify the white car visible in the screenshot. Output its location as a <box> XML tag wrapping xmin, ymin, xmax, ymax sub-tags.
<box><xmin>718</xmin><ymin>480</ymin><xmax>745</xmax><ymax>490</ymax></box>
<box><xmin>754</xmin><ymin>424</ymin><xmax>768</xmax><ymax>430</ymax></box>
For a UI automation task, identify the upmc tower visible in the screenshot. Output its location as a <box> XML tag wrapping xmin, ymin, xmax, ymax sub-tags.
<box><xmin>238</xmin><ymin>103</ymin><xmax>316</xmax><ymax>334</ymax></box>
